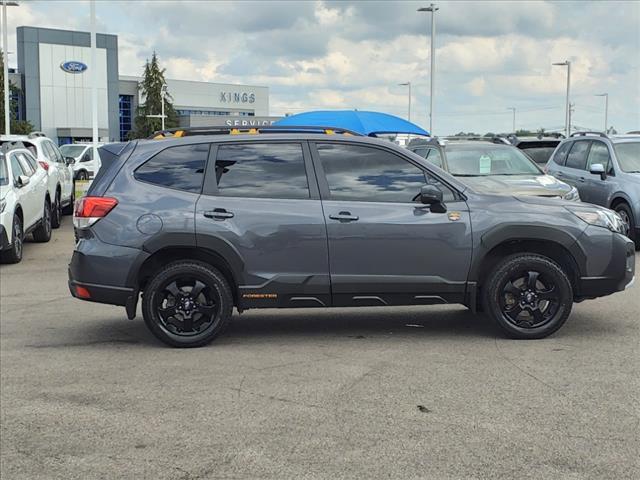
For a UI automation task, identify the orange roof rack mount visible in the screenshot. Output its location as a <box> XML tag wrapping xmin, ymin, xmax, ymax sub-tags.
<box><xmin>148</xmin><ymin>125</ymin><xmax>363</xmax><ymax>140</ymax></box>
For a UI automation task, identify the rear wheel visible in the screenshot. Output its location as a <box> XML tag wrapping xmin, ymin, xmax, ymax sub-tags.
<box><xmin>1</xmin><ymin>214</ymin><xmax>23</xmax><ymax>264</ymax></box>
<box><xmin>613</xmin><ymin>202</ymin><xmax>638</xmax><ymax>248</ymax></box>
<box><xmin>32</xmin><ymin>199</ymin><xmax>52</xmax><ymax>242</ymax></box>
<box><xmin>483</xmin><ymin>253</ymin><xmax>573</xmax><ymax>339</ymax></box>
<box><xmin>142</xmin><ymin>261</ymin><xmax>233</xmax><ymax>347</ymax></box>
<box><xmin>51</xmin><ymin>191</ymin><xmax>61</xmax><ymax>229</ymax></box>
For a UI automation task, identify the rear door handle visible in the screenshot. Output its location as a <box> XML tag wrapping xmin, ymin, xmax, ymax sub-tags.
<box><xmin>329</xmin><ymin>211</ymin><xmax>359</xmax><ymax>222</ymax></box>
<box><xmin>203</xmin><ymin>208</ymin><xmax>234</xmax><ymax>220</ymax></box>
<box><xmin>556</xmin><ymin>171</ymin><xmax>564</xmax><ymax>176</ymax></box>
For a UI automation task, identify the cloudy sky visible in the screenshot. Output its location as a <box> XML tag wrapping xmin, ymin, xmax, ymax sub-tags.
<box><xmin>6</xmin><ymin>0</ymin><xmax>640</xmax><ymax>134</ymax></box>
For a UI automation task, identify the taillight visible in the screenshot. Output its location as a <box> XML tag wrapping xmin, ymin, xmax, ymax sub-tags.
<box><xmin>39</xmin><ymin>161</ymin><xmax>50</xmax><ymax>172</ymax></box>
<box><xmin>73</xmin><ymin>196</ymin><xmax>118</xmax><ymax>229</ymax></box>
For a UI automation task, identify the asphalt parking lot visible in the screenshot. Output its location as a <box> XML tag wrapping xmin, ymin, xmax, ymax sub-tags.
<box><xmin>1</xmin><ymin>218</ymin><xmax>639</xmax><ymax>480</ymax></box>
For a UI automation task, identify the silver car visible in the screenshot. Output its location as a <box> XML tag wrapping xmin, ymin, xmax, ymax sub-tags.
<box><xmin>545</xmin><ymin>132</ymin><xmax>640</xmax><ymax>247</ymax></box>
<box><xmin>407</xmin><ymin>137</ymin><xmax>580</xmax><ymax>201</ymax></box>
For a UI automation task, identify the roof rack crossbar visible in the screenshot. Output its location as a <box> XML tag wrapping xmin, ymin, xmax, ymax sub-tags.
<box><xmin>441</xmin><ymin>136</ymin><xmax>510</xmax><ymax>145</ymax></box>
<box><xmin>149</xmin><ymin>125</ymin><xmax>364</xmax><ymax>140</ymax></box>
<box><xmin>570</xmin><ymin>131</ymin><xmax>608</xmax><ymax>138</ymax></box>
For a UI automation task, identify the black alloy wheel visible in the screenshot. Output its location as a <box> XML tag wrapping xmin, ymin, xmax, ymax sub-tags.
<box><xmin>51</xmin><ymin>192</ymin><xmax>62</xmax><ymax>229</ymax></box>
<box><xmin>500</xmin><ymin>270</ymin><xmax>560</xmax><ymax>329</ymax></box>
<box><xmin>483</xmin><ymin>253</ymin><xmax>573</xmax><ymax>339</ymax></box>
<box><xmin>614</xmin><ymin>203</ymin><xmax>637</xmax><ymax>247</ymax></box>
<box><xmin>142</xmin><ymin>261</ymin><xmax>233</xmax><ymax>347</ymax></box>
<box><xmin>1</xmin><ymin>214</ymin><xmax>23</xmax><ymax>263</ymax></box>
<box><xmin>32</xmin><ymin>199</ymin><xmax>52</xmax><ymax>242</ymax></box>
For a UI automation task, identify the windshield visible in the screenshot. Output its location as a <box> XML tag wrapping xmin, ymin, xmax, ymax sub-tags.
<box><xmin>445</xmin><ymin>144</ymin><xmax>541</xmax><ymax>176</ymax></box>
<box><xmin>0</xmin><ymin>157</ymin><xmax>8</xmax><ymax>186</ymax></box>
<box><xmin>521</xmin><ymin>146</ymin><xmax>556</xmax><ymax>165</ymax></box>
<box><xmin>59</xmin><ymin>145</ymin><xmax>87</xmax><ymax>158</ymax></box>
<box><xmin>613</xmin><ymin>142</ymin><xmax>640</xmax><ymax>172</ymax></box>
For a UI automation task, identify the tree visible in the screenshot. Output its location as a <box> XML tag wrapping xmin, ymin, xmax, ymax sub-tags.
<box><xmin>130</xmin><ymin>52</ymin><xmax>178</xmax><ymax>138</ymax></box>
<box><xmin>0</xmin><ymin>49</ymin><xmax>34</xmax><ymax>135</ymax></box>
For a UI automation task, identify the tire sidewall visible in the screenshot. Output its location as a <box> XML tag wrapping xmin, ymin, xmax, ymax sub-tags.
<box><xmin>51</xmin><ymin>192</ymin><xmax>61</xmax><ymax>229</ymax></box>
<box><xmin>484</xmin><ymin>254</ymin><xmax>573</xmax><ymax>339</ymax></box>
<box><xmin>142</xmin><ymin>261</ymin><xmax>233</xmax><ymax>347</ymax></box>
<box><xmin>614</xmin><ymin>203</ymin><xmax>636</xmax><ymax>244</ymax></box>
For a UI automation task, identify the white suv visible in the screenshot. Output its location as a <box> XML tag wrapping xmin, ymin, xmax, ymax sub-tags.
<box><xmin>0</xmin><ymin>133</ymin><xmax>74</xmax><ymax>229</ymax></box>
<box><xmin>0</xmin><ymin>148</ymin><xmax>52</xmax><ymax>263</ymax></box>
<box><xmin>59</xmin><ymin>143</ymin><xmax>102</xmax><ymax>180</ymax></box>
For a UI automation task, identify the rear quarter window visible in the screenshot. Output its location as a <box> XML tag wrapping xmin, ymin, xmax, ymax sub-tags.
<box><xmin>134</xmin><ymin>143</ymin><xmax>209</xmax><ymax>193</ymax></box>
<box><xmin>551</xmin><ymin>141</ymin><xmax>571</xmax><ymax>166</ymax></box>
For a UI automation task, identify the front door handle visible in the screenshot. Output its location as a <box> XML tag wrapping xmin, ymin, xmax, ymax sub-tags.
<box><xmin>329</xmin><ymin>211</ymin><xmax>359</xmax><ymax>222</ymax></box>
<box><xmin>203</xmin><ymin>208</ymin><xmax>234</xmax><ymax>220</ymax></box>
<box><xmin>578</xmin><ymin>177</ymin><xmax>586</xmax><ymax>182</ymax></box>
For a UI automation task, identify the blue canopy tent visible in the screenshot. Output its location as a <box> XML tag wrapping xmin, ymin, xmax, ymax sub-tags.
<box><xmin>274</xmin><ymin>110</ymin><xmax>429</xmax><ymax>137</ymax></box>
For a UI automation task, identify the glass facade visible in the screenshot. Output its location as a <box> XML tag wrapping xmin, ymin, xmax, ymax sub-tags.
<box><xmin>119</xmin><ymin>94</ymin><xmax>133</xmax><ymax>141</ymax></box>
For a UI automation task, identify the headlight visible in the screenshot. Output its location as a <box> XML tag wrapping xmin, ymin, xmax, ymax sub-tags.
<box><xmin>0</xmin><ymin>198</ymin><xmax>5</xmax><ymax>214</ymax></box>
<box><xmin>562</xmin><ymin>186</ymin><xmax>581</xmax><ymax>202</ymax></box>
<box><xmin>566</xmin><ymin>206</ymin><xmax>625</xmax><ymax>233</ymax></box>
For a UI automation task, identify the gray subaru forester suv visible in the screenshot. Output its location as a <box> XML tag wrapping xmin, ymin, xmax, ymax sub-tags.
<box><xmin>545</xmin><ymin>132</ymin><xmax>640</xmax><ymax>247</ymax></box>
<box><xmin>69</xmin><ymin>127</ymin><xmax>635</xmax><ymax>347</ymax></box>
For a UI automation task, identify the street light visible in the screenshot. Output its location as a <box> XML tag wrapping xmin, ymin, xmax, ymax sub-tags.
<box><xmin>418</xmin><ymin>3</ymin><xmax>438</xmax><ymax>135</ymax></box>
<box><xmin>552</xmin><ymin>60</ymin><xmax>571</xmax><ymax>137</ymax></box>
<box><xmin>595</xmin><ymin>93</ymin><xmax>608</xmax><ymax>133</ymax></box>
<box><xmin>507</xmin><ymin>107</ymin><xmax>516</xmax><ymax>133</ymax></box>
<box><xmin>2</xmin><ymin>1</ymin><xmax>19</xmax><ymax>136</ymax></box>
<box><xmin>146</xmin><ymin>84</ymin><xmax>168</xmax><ymax>131</ymax></box>
<box><xmin>398</xmin><ymin>82</ymin><xmax>411</xmax><ymax>122</ymax></box>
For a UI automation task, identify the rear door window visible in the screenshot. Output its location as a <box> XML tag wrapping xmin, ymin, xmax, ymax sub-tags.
<box><xmin>214</xmin><ymin>143</ymin><xmax>309</xmax><ymax>199</ymax></box>
<box><xmin>134</xmin><ymin>143</ymin><xmax>209</xmax><ymax>193</ymax></box>
<box><xmin>9</xmin><ymin>154</ymin><xmax>27</xmax><ymax>182</ymax></box>
<box><xmin>551</xmin><ymin>142</ymin><xmax>571</xmax><ymax>166</ymax></box>
<box><xmin>16</xmin><ymin>153</ymin><xmax>36</xmax><ymax>176</ymax></box>
<box><xmin>565</xmin><ymin>141</ymin><xmax>591</xmax><ymax>170</ymax></box>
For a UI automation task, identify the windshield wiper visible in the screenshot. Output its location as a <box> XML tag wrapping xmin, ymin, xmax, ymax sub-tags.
<box><xmin>452</xmin><ymin>174</ymin><xmax>484</xmax><ymax>177</ymax></box>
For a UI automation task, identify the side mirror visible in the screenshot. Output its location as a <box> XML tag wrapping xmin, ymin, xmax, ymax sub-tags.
<box><xmin>16</xmin><ymin>175</ymin><xmax>30</xmax><ymax>188</ymax></box>
<box><xmin>419</xmin><ymin>184</ymin><xmax>446</xmax><ymax>213</ymax></box>
<box><xmin>65</xmin><ymin>156</ymin><xmax>76</xmax><ymax>166</ymax></box>
<box><xmin>589</xmin><ymin>163</ymin><xmax>606</xmax><ymax>180</ymax></box>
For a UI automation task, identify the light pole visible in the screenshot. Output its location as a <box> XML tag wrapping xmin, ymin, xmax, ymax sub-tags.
<box><xmin>418</xmin><ymin>4</ymin><xmax>438</xmax><ymax>135</ymax></box>
<box><xmin>146</xmin><ymin>84</ymin><xmax>168</xmax><ymax>131</ymax></box>
<box><xmin>553</xmin><ymin>60</ymin><xmax>571</xmax><ymax>137</ymax></box>
<box><xmin>595</xmin><ymin>93</ymin><xmax>608</xmax><ymax>133</ymax></box>
<box><xmin>507</xmin><ymin>107</ymin><xmax>516</xmax><ymax>133</ymax></box>
<box><xmin>2</xmin><ymin>1</ymin><xmax>19</xmax><ymax>136</ymax></box>
<box><xmin>399</xmin><ymin>82</ymin><xmax>411</xmax><ymax>122</ymax></box>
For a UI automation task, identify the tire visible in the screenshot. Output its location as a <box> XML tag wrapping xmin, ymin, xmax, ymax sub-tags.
<box><xmin>1</xmin><ymin>213</ymin><xmax>23</xmax><ymax>264</ymax></box>
<box><xmin>51</xmin><ymin>191</ymin><xmax>62</xmax><ymax>229</ymax></box>
<box><xmin>613</xmin><ymin>202</ymin><xmax>638</xmax><ymax>249</ymax></box>
<box><xmin>62</xmin><ymin>187</ymin><xmax>75</xmax><ymax>215</ymax></box>
<box><xmin>482</xmin><ymin>253</ymin><xmax>573</xmax><ymax>339</ymax></box>
<box><xmin>32</xmin><ymin>199</ymin><xmax>52</xmax><ymax>243</ymax></box>
<box><xmin>76</xmin><ymin>170</ymin><xmax>88</xmax><ymax>181</ymax></box>
<box><xmin>141</xmin><ymin>261</ymin><xmax>233</xmax><ymax>347</ymax></box>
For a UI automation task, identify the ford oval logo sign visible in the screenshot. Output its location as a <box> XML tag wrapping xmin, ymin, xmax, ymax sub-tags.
<box><xmin>60</xmin><ymin>61</ymin><xmax>88</xmax><ymax>74</ymax></box>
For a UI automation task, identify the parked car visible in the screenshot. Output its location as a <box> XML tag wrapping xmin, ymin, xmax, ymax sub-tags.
<box><xmin>59</xmin><ymin>143</ymin><xmax>103</xmax><ymax>180</ymax></box>
<box><xmin>0</xmin><ymin>133</ymin><xmax>75</xmax><ymax>229</ymax></box>
<box><xmin>0</xmin><ymin>147</ymin><xmax>52</xmax><ymax>263</ymax></box>
<box><xmin>545</xmin><ymin>132</ymin><xmax>640</xmax><ymax>246</ymax></box>
<box><xmin>68</xmin><ymin>127</ymin><xmax>634</xmax><ymax>347</ymax></box>
<box><xmin>507</xmin><ymin>135</ymin><xmax>563</xmax><ymax>166</ymax></box>
<box><xmin>407</xmin><ymin>137</ymin><xmax>580</xmax><ymax>201</ymax></box>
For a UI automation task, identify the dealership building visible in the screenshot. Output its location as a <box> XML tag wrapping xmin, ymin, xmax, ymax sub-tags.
<box><xmin>10</xmin><ymin>26</ymin><xmax>277</xmax><ymax>144</ymax></box>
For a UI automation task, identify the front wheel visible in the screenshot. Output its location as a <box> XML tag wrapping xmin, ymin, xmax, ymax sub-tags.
<box><xmin>482</xmin><ymin>254</ymin><xmax>573</xmax><ymax>339</ymax></box>
<box><xmin>1</xmin><ymin>213</ymin><xmax>23</xmax><ymax>264</ymax></box>
<box><xmin>614</xmin><ymin>202</ymin><xmax>638</xmax><ymax>249</ymax></box>
<box><xmin>141</xmin><ymin>261</ymin><xmax>233</xmax><ymax>347</ymax></box>
<box><xmin>76</xmin><ymin>170</ymin><xmax>88</xmax><ymax>181</ymax></box>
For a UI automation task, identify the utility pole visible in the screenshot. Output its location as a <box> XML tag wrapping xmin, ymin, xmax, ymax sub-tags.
<box><xmin>553</xmin><ymin>60</ymin><xmax>571</xmax><ymax>137</ymax></box>
<box><xmin>418</xmin><ymin>4</ymin><xmax>438</xmax><ymax>135</ymax></box>
<box><xmin>568</xmin><ymin>102</ymin><xmax>575</xmax><ymax>135</ymax></box>
<box><xmin>90</xmin><ymin>0</ymin><xmax>98</xmax><ymax>157</ymax></box>
<box><xmin>2</xmin><ymin>1</ymin><xmax>19</xmax><ymax>135</ymax></box>
<box><xmin>507</xmin><ymin>107</ymin><xmax>516</xmax><ymax>133</ymax></box>
<box><xmin>595</xmin><ymin>93</ymin><xmax>608</xmax><ymax>132</ymax></box>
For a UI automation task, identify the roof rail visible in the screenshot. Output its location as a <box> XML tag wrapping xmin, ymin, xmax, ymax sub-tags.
<box><xmin>148</xmin><ymin>125</ymin><xmax>364</xmax><ymax>140</ymax></box>
<box><xmin>441</xmin><ymin>136</ymin><xmax>510</xmax><ymax>145</ymax></box>
<box><xmin>570</xmin><ymin>131</ymin><xmax>608</xmax><ymax>138</ymax></box>
<box><xmin>27</xmin><ymin>131</ymin><xmax>46</xmax><ymax>139</ymax></box>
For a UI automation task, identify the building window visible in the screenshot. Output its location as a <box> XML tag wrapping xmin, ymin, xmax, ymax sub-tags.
<box><xmin>119</xmin><ymin>95</ymin><xmax>133</xmax><ymax>141</ymax></box>
<box><xmin>10</xmin><ymin>88</ymin><xmax>22</xmax><ymax>121</ymax></box>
